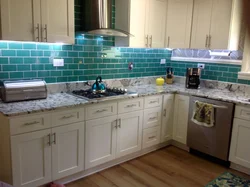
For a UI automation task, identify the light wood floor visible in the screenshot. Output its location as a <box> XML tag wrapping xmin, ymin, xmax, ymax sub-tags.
<box><xmin>66</xmin><ymin>146</ymin><xmax>250</xmax><ymax>187</ymax></box>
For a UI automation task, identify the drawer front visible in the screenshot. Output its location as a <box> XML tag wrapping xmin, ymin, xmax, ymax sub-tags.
<box><xmin>143</xmin><ymin>107</ymin><xmax>162</xmax><ymax>129</ymax></box>
<box><xmin>86</xmin><ymin>102</ymin><xmax>117</xmax><ymax>120</ymax></box>
<box><xmin>142</xmin><ymin>126</ymin><xmax>161</xmax><ymax>149</ymax></box>
<box><xmin>235</xmin><ymin>106</ymin><xmax>250</xmax><ymax>121</ymax></box>
<box><xmin>10</xmin><ymin>114</ymin><xmax>51</xmax><ymax>135</ymax></box>
<box><xmin>118</xmin><ymin>98</ymin><xmax>144</xmax><ymax>114</ymax></box>
<box><xmin>144</xmin><ymin>95</ymin><xmax>162</xmax><ymax>109</ymax></box>
<box><xmin>52</xmin><ymin>108</ymin><xmax>85</xmax><ymax>127</ymax></box>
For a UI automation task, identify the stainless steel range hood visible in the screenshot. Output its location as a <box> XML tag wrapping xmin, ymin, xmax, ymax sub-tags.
<box><xmin>82</xmin><ymin>0</ymin><xmax>132</xmax><ymax>37</ymax></box>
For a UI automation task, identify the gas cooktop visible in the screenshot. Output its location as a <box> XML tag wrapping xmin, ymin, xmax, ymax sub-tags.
<box><xmin>72</xmin><ymin>88</ymin><xmax>137</xmax><ymax>100</ymax></box>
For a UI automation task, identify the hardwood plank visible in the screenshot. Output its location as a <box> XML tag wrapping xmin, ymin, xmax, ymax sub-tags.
<box><xmin>88</xmin><ymin>173</ymin><xmax>118</xmax><ymax>187</ymax></box>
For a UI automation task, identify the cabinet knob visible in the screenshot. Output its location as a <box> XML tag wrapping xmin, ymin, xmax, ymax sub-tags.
<box><xmin>205</xmin><ymin>35</ymin><xmax>209</xmax><ymax>48</ymax></box>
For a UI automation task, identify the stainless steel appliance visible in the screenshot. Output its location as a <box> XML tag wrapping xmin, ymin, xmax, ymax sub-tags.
<box><xmin>187</xmin><ymin>96</ymin><xmax>234</xmax><ymax>161</ymax></box>
<box><xmin>186</xmin><ymin>68</ymin><xmax>201</xmax><ymax>89</ymax></box>
<box><xmin>0</xmin><ymin>79</ymin><xmax>47</xmax><ymax>103</ymax></box>
<box><xmin>82</xmin><ymin>0</ymin><xmax>132</xmax><ymax>37</ymax></box>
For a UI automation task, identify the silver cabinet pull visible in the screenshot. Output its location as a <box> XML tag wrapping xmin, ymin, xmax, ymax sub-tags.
<box><xmin>117</xmin><ymin>119</ymin><xmax>121</xmax><ymax>128</ymax></box>
<box><xmin>149</xmin><ymin>35</ymin><xmax>152</xmax><ymax>48</ymax></box>
<box><xmin>149</xmin><ymin>100</ymin><xmax>157</xmax><ymax>104</ymax></box>
<box><xmin>52</xmin><ymin>133</ymin><xmax>56</xmax><ymax>145</ymax></box>
<box><xmin>163</xmin><ymin>109</ymin><xmax>166</xmax><ymax>117</ymax></box>
<box><xmin>61</xmin><ymin>115</ymin><xmax>74</xmax><ymax>120</ymax></box>
<box><xmin>126</xmin><ymin>104</ymin><xmax>136</xmax><ymax>108</ymax></box>
<box><xmin>208</xmin><ymin>35</ymin><xmax>212</xmax><ymax>48</ymax></box>
<box><xmin>167</xmin><ymin>36</ymin><xmax>170</xmax><ymax>48</ymax></box>
<box><xmin>23</xmin><ymin>121</ymin><xmax>40</xmax><ymax>126</ymax></box>
<box><xmin>113</xmin><ymin>119</ymin><xmax>118</xmax><ymax>129</ymax></box>
<box><xmin>43</xmin><ymin>24</ymin><xmax>48</xmax><ymax>42</ymax></box>
<box><xmin>148</xmin><ymin>136</ymin><xmax>156</xmax><ymax>139</ymax></box>
<box><xmin>47</xmin><ymin>134</ymin><xmax>51</xmax><ymax>146</ymax></box>
<box><xmin>35</xmin><ymin>24</ymin><xmax>40</xmax><ymax>42</ymax></box>
<box><xmin>205</xmin><ymin>35</ymin><xmax>209</xmax><ymax>48</ymax></box>
<box><xmin>96</xmin><ymin>109</ymin><xmax>108</xmax><ymax>113</ymax></box>
<box><xmin>145</xmin><ymin>35</ymin><xmax>149</xmax><ymax>47</ymax></box>
<box><xmin>149</xmin><ymin>117</ymin><xmax>157</xmax><ymax>120</ymax></box>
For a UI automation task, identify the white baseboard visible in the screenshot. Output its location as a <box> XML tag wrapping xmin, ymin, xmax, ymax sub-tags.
<box><xmin>230</xmin><ymin>162</ymin><xmax>250</xmax><ymax>175</ymax></box>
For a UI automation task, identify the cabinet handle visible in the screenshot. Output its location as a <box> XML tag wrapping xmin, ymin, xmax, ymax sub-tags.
<box><xmin>47</xmin><ymin>134</ymin><xmax>51</xmax><ymax>146</ymax></box>
<box><xmin>167</xmin><ymin>36</ymin><xmax>170</xmax><ymax>48</ymax></box>
<box><xmin>145</xmin><ymin>35</ymin><xmax>149</xmax><ymax>47</ymax></box>
<box><xmin>149</xmin><ymin>35</ymin><xmax>152</xmax><ymax>48</ymax></box>
<box><xmin>163</xmin><ymin>109</ymin><xmax>166</xmax><ymax>117</ymax></box>
<box><xmin>114</xmin><ymin>119</ymin><xmax>118</xmax><ymax>129</ymax></box>
<box><xmin>149</xmin><ymin>117</ymin><xmax>157</xmax><ymax>120</ymax></box>
<box><xmin>148</xmin><ymin>136</ymin><xmax>156</xmax><ymax>139</ymax></box>
<box><xmin>205</xmin><ymin>35</ymin><xmax>209</xmax><ymax>48</ymax></box>
<box><xmin>117</xmin><ymin>119</ymin><xmax>121</xmax><ymax>128</ymax></box>
<box><xmin>23</xmin><ymin>121</ymin><xmax>40</xmax><ymax>126</ymax></box>
<box><xmin>125</xmin><ymin>104</ymin><xmax>136</xmax><ymax>108</ymax></box>
<box><xmin>61</xmin><ymin>115</ymin><xmax>74</xmax><ymax>120</ymax></box>
<box><xmin>149</xmin><ymin>100</ymin><xmax>157</xmax><ymax>104</ymax></box>
<box><xmin>52</xmin><ymin>133</ymin><xmax>56</xmax><ymax>145</ymax></box>
<box><xmin>208</xmin><ymin>35</ymin><xmax>212</xmax><ymax>48</ymax></box>
<box><xmin>43</xmin><ymin>24</ymin><xmax>48</xmax><ymax>42</ymax></box>
<box><xmin>35</xmin><ymin>23</ymin><xmax>40</xmax><ymax>42</ymax></box>
<box><xmin>96</xmin><ymin>109</ymin><xmax>108</xmax><ymax>113</ymax></box>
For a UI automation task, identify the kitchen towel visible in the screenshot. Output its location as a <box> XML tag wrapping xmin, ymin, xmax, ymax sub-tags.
<box><xmin>191</xmin><ymin>101</ymin><xmax>215</xmax><ymax>127</ymax></box>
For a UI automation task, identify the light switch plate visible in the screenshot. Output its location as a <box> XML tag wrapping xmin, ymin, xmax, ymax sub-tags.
<box><xmin>53</xmin><ymin>59</ymin><xmax>64</xmax><ymax>67</ymax></box>
<box><xmin>160</xmin><ymin>59</ymin><xmax>166</xmax><ymax>64</ymax></box>
<box><xmin>198</xmin><ymin>63</ymin><xmax>205</xmax><ymax>69</ymax></box>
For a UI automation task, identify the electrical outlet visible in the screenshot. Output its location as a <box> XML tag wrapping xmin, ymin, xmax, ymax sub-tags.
<box><xmin>53</xmin><ymin>59</ymin><xmax>64</xmax><ymax>67</ymax></box>
<box><xmin>160</xmin><ymin>59</ymin><xmax>166</xmax><ymax>64</ymax></box>
<box><xmin>197</xmin><ymin>63</ymin><xmax>205</xmax><ymax>69</ymax></box>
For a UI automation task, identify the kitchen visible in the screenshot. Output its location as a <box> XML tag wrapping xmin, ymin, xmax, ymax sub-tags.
<box><xmin>1</xmin><ymin>0</ymin><xmax>250</xmax><ymax>187</ymax></box>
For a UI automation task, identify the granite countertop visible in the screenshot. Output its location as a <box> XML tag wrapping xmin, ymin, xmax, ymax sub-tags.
<box><xmin>1</xmin><ymin>83</ymin><xmax>250</xmax><ymax>117</ymax></box>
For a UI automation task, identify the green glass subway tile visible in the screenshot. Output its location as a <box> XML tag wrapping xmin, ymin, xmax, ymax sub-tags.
<box><xmin>218</xmin><ymin>77</ymin><xmax>228</xmax><ymax>82</ymax></box>
<box><xmin>68</xmin><ymin>64</ymin><xmax>78</xmax><ymax>69</ymax></box>
<box><xmin>37</xmin><ymin>44</ymin><xmax>50</xmax><ymax>50</ymax></box>
<box><xmin>2</xmin><ymin>50</ymin><xmax>16</xmax><ymax>56</ymax></box>
<box><xmin>218</xmin><ymin>67</ymin><xmax>229</xmax><ymax>72</ymax></box>
<box><xmin>62</xmin><ymin>45</ymin><xmax>73</xmax><ymax>51</ymax></box>
<box><xmin>3</xmin><ymin>65</ymin><xmax>16</xmax><ymax>71</ymax></box>
<box><xmin>89</xmin><ymin>52</ymin><xmax>98</xmax><ymax>57</ymax></box>
<box><xmin>232</xmin><ymin>73</ymin><xmax>238</xmax><ymax>78</ymax></box>
<box><xmin>94</xmin><ymin>70</ymin><xmax>102</xmax><ymax>74</ymax></box>
<box><xmin>57</xmin><ymin>77</ymin><xmax>68</xmax><ymax>82</ymax></box>
<box><xmin>68</xmin><ymin>76</ymin><xmax>79</xmax><ymax>82</ymax></box>
<box><xmin>84</xmin><ymin>46</ymin><xmax>94</xmax><ymax>51</ymax></box>
<box><xmin>17</xmin><ymin>65</ymin><xmax>30</xmax><ymax>71</ymax></box>
<box><xmin>44</xmin><ymin>51</ymin><xmax>52</xmax><ymax>57</ymax></box>
<box><xmin>98</xmin><ymin>64</ymin><xmax>106</xmax><ymax>68</ymax></box>
<box><xmin>58</xmin><ymin>51</ymin><xmax>68</xmax><ymax>57</ymax></box>
<box><xmin>94</xmin><ymin>46</ymin><xmax>102</xmax><ymax>51</ymax></box>
<box><xmin>38</xmin><ymin>71</ymin><xmax>49</xmax><ymax>77</ymax></box>
<box><xmin>31</xmin><ymin>51</ymin><xmax>43</xmax><ymax>56</ymax></box>
<box><xmin>84</xmin><ymin>40</ymin><xmax>97</xmax><ymax>45</ymax></box>
<box><xmin>0</xmin><ymin>42</ymin><xmax>8</xmax><ymax>49</ymax></box>
<box><xmin>24</xmin><ymin>71</ymin><xmax>37</xmax><ymax>78</ymax></box>
<box><xmin>78</xmin><ymin>64</ymin><xmax>86</xmax><ymax>69</ymax></box>
<box><xmin>38</xmin><ymin>58</ymin><xmax>50</xmax><ymax>63</ymax></box>
<box><xmin>10</xmin><ymin>72</ymin><xmax>23</xmax><ymax>79</ymax></box>
<box><xmin>107</xmin><ymin>64</ymin><xmax>114</xmax><ymax>68</ymax></box>
<box><xmin>238</xmin><ymin>79</ymin><xmax>248</xmax><ymax>84</ymax></box>
<box><xmin>114</xmin><ymin>64</ymin><xmax>122</xmax><ymax>68</ymax></box>
<box><xmin>79</xmin><ymin>52</ymin><xmax>89</xmax><ymax>57</ymax></box>
<box><xmin>73</xmin><ymin>45</ymin><xmax>83</xmax><ymax>51</ymax></box>
<box><xmin>44</xmin><ymin>64</ymin><xmax>55</xmax><ymax>70</ymax></box>
<box><xmin>201</xmin><ymin>75</ymin><xmax>209</xmax><ymax>79</ymax></box>
<box><xmin>23</xmin><ymin>43</ymin><xmax>37</xmax><ymax>49</ymax></box>
<box><xmin>88</xmin><ymin>64</ymin><xmax>98</xmax><ymax>69</ymax></box>
<box><xmin>79</xmin><ymin>76</ymin><xmax>88</xmax><ymax>81</ymax></box>
<box><xmin>56</xmin><ymin>64</ymin><xmax>68</xmax><ymax>70</ymax></box>
<box><xmin>83</xmin><ymin>34</ymin><xmax>94</xmax><ymax>40</ymax></box>
<box><xmin>210</xmin><ymin>66</ymin><xmax>219</xmax><ymax>71</ymax></box>
<box><xmin>73</xmin><ymin>58</ymin><xmax>83</xmax><ymax>64</ymax></box>
<box><xmin>208</xmin><ymin>76</ymin><xmax>218</xmax><ymax>80</ymax></box>
<box><xmin>17</xmin><ymin>50</ymin><xmax>31</xmax><ymax>57</ymax></box>
<box><xmin>127</xmin><ymin>48</ymin><xmax>134</xmax><ymax>52</ymax></box>
<box><xmin>53</xmin><ymin>45</ymin><xmax>62</xmax><ymax>50</ymax></box>
<box><xmin>68</xmin><ymin>52</ymin><xmax>79</xmax><ymax>57</ymax></box>
<box><xmin>205</xmin><ymin>70</ymin><xmax>214</xmax><ymax>76</ymax></box>
<box><xmin>0</xmin><ymin>72</ymin><xmax>9</xmax><ymax>79</ymax></box>
<box><xmin>50</xmin><ymin>71</ymin><xmax>62</xmax><ymax>77</ymax></box>
<box><xmin>9</xmin><ymin>43</ymin><xmax>23</xmax><ymax>49</ymax></box>
<box><xmin>84</xmin><ymin>70</ymin><xmax>93</xmax><ymax>75</ymax></box>
<box><xmin>102</xmin><ymin>70</ymin><xmax>110</xmax><ymax>74</ymax></box>
<box><xmin>94</xmin><ymin>58</ymin><xmax>103</xmax><ymax>63</ymax></box>
<box><xmin>120</xmin><ymin>73</ymin><xmax>128</xmax><ymax>78</ymax></box>
<box><xmin>63</xmin><ymin>70</ymin><xmax>73</xmax><ymax>76</ymax></box>
<box><xmin>102</xmin><ymin>74</ymin><xmax>114</xmax><ymax>79</ymax></box>
<box><xmin>118</xmin><ymin>69</ymin><xmax>127</xmax><ymax>73</ymax></box>
<box><xmin>103</xmin><ymin>59</ymin><xmax>111</xmax><ymax>63</ymax></box>
<box><xmin>0</xmin><ymin>57</ymin><xmax>9</xmax><ymax>64</ymax></box>
<box><xmin>45</xmin><ymin>77</ymin><xmax>56</xmax><ymax>83</ymax></box>
<box><xmin>32</xmin><ymin>64</ymin><xmax>44</xmax><ymax>70</ymax></box>
<box><xmin>213</xmin><ymin>72</ymin><xmax>223</xmax><ymax>77</ymax></box>
<box><xmin>74</xmin><ymin>70</ymin><xmax>84</xmax><ymax>75</ymax></box>
<box><xmin>228</xmin><ymin>67</ymin><xmax>240</xmax><ymax>73</ymax></box>
<box><xmin>223</xmin><ymin>72</ymin><xmax>232</xmax><ymax>77</ymax></box>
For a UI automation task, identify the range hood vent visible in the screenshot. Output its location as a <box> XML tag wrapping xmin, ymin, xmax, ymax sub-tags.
<box><xmin>82</xmin><ymin>0</ymin><xmax>132</xmax><ymax>37</ymax></box>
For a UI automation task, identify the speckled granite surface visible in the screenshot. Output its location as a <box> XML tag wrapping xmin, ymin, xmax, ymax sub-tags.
<box><xmin>1</xmin><ymin>77</ymin><xmax>250</xmax><ymax>117</ymax></box>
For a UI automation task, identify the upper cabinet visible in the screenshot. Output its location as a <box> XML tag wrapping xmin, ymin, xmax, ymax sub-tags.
<box><xmin>165</xmin><ymin>0</ymin><xmax>193</xmax><ymax>48</ymax></box>
<box><xmin>0</xmin><ymin>0</ymin><xmax>75</xmax><ymax>43</ymax></box>
<box><xmin>191</xmin><ymin>0</ymin><xmax>242</xmax><ymax>50</ymax></box>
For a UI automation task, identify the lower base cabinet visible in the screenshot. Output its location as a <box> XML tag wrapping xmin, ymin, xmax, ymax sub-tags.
<box><xmin>143</xmin><ymin>126</ymin><xmax>161</xmax><ymax>149</ymax></box>
<box><xmin>11</xmin><ymin>123</ymin><xmax>84</xmax><ymax>187</ymax></box>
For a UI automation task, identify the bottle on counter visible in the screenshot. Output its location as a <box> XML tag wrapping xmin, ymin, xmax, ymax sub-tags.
<box><xmin>166</xmin><ymin>67</ymin><xmax>174</xmax><ymax>84</ymax></box>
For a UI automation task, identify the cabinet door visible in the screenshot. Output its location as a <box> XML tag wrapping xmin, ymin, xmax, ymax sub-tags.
<box><xmin>11</xmin><ymin>129</ymin><xmax>52</xmax><ymax>187</ymax></box>
<box><xmin>191</xmin><ymin>0</ymin><xmax>213</xmax><ymax>49</ymax></box>
<box><xmin>85</xmin><ymin>116</ymin><xmax>117</xmax><ymax>169</ymax></box>
<box><xmin>41</xmin><ymin>0</ymin><xmax>74</xmax><ymax>44</ymax></box>
<box><xmin>129</xmin><ymin>0</ymin><xmax>148</xmax><ymax>47</ymax></box>
<box><xmin>0</xmin><ymin>0</ymin><xmax>40</xmax><ymax>41</ymax></box>
<box><xmin>165</xmin><ymin>0</ymin><xmax>193</xmax><ymax>48</ymax></box>
<box><xmin>161</xmin><ymin>94</ymin><xmax>175</xmax><ymax>143</ymax></box>
<box><xmin>147</xmin><ymin>0</ymin><xmax>167</xmax><ymax>48</ymax></box>
<box><xmin>229</xmin><ymin>119</ymin><xmax>250</xmax><ymax>168</ymax></box>
<box><xmin>51</xmin><ymin>122</ymin><xmax>84</xmax><ymax>180</ymax></box>
<box><xmin>173</xmin><ymin>95</ymin><xmax>190</xmax><ymax>145</ymax></box>
<box><xmin>116</xmin><ymin>111</ymin><xmax>143</xmax><ymax>158</ymax></box>
<box><xmin>209</xmin><ymin>0</ymin><xmax>233</xmax><ymax>49</ymax></box>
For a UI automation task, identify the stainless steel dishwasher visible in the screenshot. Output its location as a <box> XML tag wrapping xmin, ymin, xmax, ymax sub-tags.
<box><xmin>187</xmin><ymin>96</ymin><xmax>234</xmax><ymax>161</ymax></box>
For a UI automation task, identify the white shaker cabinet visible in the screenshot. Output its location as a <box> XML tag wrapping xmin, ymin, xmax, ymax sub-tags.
<box><xmin>85</xmin><ymin>116</ymin><xmax>117</xmax><ymax>169</ymax></box>
<box><xmin>116</xmin><ymin>111</ymin><xmax>143</xmax><ymax>158</ymax></box>
<box><xmin>51</xmin><ymin>123</ymin><xmax>84</xmax><ymax>180</ymax></box>
<box><xmin>11</xmin><ymin>129</ymin><xmax>52</xmax><ymax>187</ymax></box>
<box><xmin>173</xmin><ymin>95</ymin><xmax>190</xmax><ymax>145</ymax></box>
<box><xmin>161</xmin><ymin>94</ymin><xmax>175</xmax><ymax>142</ymax></box>
<box><xmin>0</xmin><ymin>0</ymin><xmax>74</xmax><ymax>43</ymax></box>
<box><xmin>165</xmin><ymin>0</ymin><xmax>193</xmax><ymax>48</ymax></box>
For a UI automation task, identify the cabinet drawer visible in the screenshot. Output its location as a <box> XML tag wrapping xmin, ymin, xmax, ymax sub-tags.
<box><xmin>235</xmin><ymin>106</ymin><xmax>250</xmax><ymax>121</ymax></box>
<box><xmin>118</xmin><ymin>98</ymin><xmax>144</xmax><ymax>114</ymax></box>
<box><xmin>52</xmin><ymin>108</ymin><xmax>85</xmax><ymax>127</ymax></box>
<box><xmin>10</xmin><ymin>114</ymin><xmax>51</xmax><ymax>135</ymax></box>
<box><xmin>86</xmin><ymin>102</ymin><xmax>117</xmax><ymax>120</ymax></box>
<box><xmin>143</xmin><ymin>107</ymin><xmax>162</xmax><ymax>129</ymax></box>
<box><xmin>144</xmin><ymin>95</ymin><xmax>162</xmax><ymax>109</ymax></box>
<box><xmin>142</xmin><ymin>126</ymin><xmax>161</xmax><ymax>149</ymax></box>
